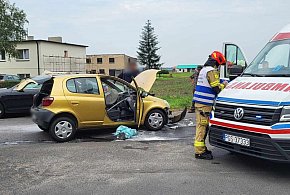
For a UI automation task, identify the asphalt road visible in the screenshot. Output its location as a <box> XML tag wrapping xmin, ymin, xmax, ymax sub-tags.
<box><xmin>1</xmin><ymin>114</ymin><xmax>290</xmax><ymax>195</ymax></box>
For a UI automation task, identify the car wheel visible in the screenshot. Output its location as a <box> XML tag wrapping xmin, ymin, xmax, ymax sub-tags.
<box><xmin>145</xmin><ymin>109</ymin><xmax>166</xmax><ymax>131</ymax></box>
<box><xmin>0</xmin><ymin>103</ymin><xmax>5</xmax><ymax>119</ymax></box>
<box><xmin>49</xmin><ymin>117</ymin><xmax>77</xmax><ymax>142</ymax></box>
<box><xmin>38</xmin><ymin>125</ymin><xmax>48</xmax><ymax>132</ymax></box>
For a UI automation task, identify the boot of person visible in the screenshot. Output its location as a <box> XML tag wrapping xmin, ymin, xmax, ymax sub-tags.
<box><xmin>195</xmin><ymin>150</ymin><xmax>213</xmax><ymax>160</ymax></box>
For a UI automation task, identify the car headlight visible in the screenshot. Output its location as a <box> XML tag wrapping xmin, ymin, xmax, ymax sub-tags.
<box><xmin>280</xmin><ymin>106</ymin><xmax>290</xmax><ymax>122</ymax></box>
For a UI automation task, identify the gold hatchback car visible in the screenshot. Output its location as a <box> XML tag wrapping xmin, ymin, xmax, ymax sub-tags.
<box><xmin>30</xmin><ymin>70</ymin><xmax>186</xmax><ymax>142</ymax></box>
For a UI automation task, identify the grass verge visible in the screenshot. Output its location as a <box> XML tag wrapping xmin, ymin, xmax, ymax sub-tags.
<box><xmin>151</xmin><ymin>72</ymin><xmax>193</xmax><ymax>110</ymax></box>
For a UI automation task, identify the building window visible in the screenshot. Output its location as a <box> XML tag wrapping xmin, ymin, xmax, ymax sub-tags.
<box><xmin>86</xmin><ymin>58</ymin><xmax>92</xmax><ymax>64</ymax></box>
<box><xmin>115</xmin><ymin>69</ymin><xmax>122</xmax><ymax>76</ymax></box>
<box><xmin>0</xmin><ymin>50</ymin><xmax>5</xmax><ymax>61</ymax></box>
<box><xmin>99</xmin><ymin>69</ymin><xmax>105</xmax><ymax>74</ymax></box>
<box><xmin>18</xmin><ymin>74</ymin><xmax>30</xmax><ymax>79</ymax></box>
<box><xmin>64</xmin><ymin>50</ymin><xmax>68</xmax><ymax>58</ymax></box>
<box><xmin>109</xmin><ymin>69</ymin><xmax>116</xmax><ymax>76</ymax></box>
<box><xmin>97</xmin><ymin>58</ymin><xmax>102</xmax><ymax>64</ymax></box>
<box><xmin>90</xmin><ymin>70</ymin><xmax>96</xmax><ymax>74</ymax></box>
<box><xmin>109</xmin><ymin>58</ymin><xmax>115</xmax><ymax>64</ymax></box>
<box><xmin>17</xmin><ymin>49</ymin><xmax>29</xmax><ymax>60</ymax></box>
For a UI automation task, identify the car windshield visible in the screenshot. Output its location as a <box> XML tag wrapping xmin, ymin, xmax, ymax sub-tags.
<box><xmin>243</xmin><ymin>39</ymin><xmax>290</xmax><ymax>77</ymax></box>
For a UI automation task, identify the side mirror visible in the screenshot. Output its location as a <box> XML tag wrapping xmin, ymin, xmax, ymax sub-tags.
<box><xmin>229</xmin><ymin>75</ymin><xmax>239</xmax><ymax>81</ymax></box>
<box><xmin>141</xmin><ymin>91</ymin><xmax>149</xmax><ymax>98</ymax></box>
<box><xmin>228</xmin><ymin>65</ymin><xmax>244</xmax><ymax>81</ymax></box>
<box><xmin>228</xmin><ymin>65</ymin><xmax>244</xmax><ymax>75</ymax></box>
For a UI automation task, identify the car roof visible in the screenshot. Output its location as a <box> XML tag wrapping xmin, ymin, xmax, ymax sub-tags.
<box><xmin>51</xmin><ymin>74</ymin><xmax>105</xmax><ymax>80</ymax></box>
<box><xmin>32</xmin><ymin>75</ymin><xmax>53</xmax><ymax>84</ymax></box>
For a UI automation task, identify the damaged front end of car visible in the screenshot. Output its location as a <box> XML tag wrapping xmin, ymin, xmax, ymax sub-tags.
<box><xmin>168</xmin><ymin>107</ymin><xmax>187</xmax><ymax>124</ymax></box>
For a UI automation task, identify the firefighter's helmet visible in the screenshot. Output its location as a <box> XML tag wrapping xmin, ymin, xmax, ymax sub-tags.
<box><xmin>211</xmin><ymin>51</ymin><xmax>226</xmax><ymax>65</ymax></box>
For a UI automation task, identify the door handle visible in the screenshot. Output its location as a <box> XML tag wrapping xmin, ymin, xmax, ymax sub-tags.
<box><xmin>71</xmin><ymin>101</ymin><xmax>79</xmax><ymax>105</ymax></box>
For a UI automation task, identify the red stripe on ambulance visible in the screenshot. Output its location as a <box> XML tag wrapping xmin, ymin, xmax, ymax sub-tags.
<box><xmin>272</xmin><ymin>32</ymin><xmax>290</xmax><ymax>41</ymax></box>
<box><xmin>210</xmin><ymin>120</ymin><xmax>290</xmax><ymax>134</ymax></box>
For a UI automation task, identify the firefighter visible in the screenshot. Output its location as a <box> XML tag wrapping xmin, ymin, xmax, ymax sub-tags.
<box><xmin>189</xmin><ymin>65</ymin><xmax>203</xmax><ymax>113</ymax></box>
<box><xmin>193</xmin><ymin>51</ymin><xmax>228</xmax><ymax>160</ymax></box>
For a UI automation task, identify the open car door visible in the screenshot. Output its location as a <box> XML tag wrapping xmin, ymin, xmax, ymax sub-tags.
<box><xmin>132</xmin><ymin>78</ymin><xmax>143</xmax><ymax>128</ymax></box>
<box><xmin>222</xmin><ymin>42</ymin><xmax>248</xmax><ymax>81</ymax></box>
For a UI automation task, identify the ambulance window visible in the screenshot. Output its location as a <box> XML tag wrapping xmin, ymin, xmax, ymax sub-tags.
<box><xmin>225</xmin><ymin>45</ymin><xmax>237</xmax><ymax>65</ymax></box>
<box><xmin>244</xmin><ymin>39</ymin><xmax>290</xmax><ymax>76</ymax></box>
<box><xmin>264</xmin><ymin>44</ymin><xmax>290</xmax><ymax>68</ymax></box>
<box><xmin>237</xmin><ymin>48</ymin><xmax>246</xmax><ymax>67</ymax></box>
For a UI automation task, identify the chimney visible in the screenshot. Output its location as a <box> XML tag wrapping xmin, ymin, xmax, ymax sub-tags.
<box><xmin>27</xmin><ymin>36</ymin><xmax>34</xmax><ymax>40</ymax></box>
<box><xmin>48</xmin><ymin>36</ymin><xmax>62</xmax><ymax>43</ymax></box>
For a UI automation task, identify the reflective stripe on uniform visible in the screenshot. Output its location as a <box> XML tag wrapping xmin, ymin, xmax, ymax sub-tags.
<box><xmin>194</xmin><ymin>94</ymin><xmax>215</xmax><ymax>101</ymax></box>
<box><xmin>210</xmin><ymin>80</ymin><xmax>219</xmax><ymax>87</ymax></box>
<box><xmin>201</xmin><ymin>119</ymin><xmax>208</xmax><ymax>125</ymax></box>
<box><xmin>193</xmin><ymin>97</ymin><xmax>214</xmax><ymax>105</ymax></box>
<box><xmin>194</xmin><ymin>141</ymin><xmax>205</xmax><ymax>147</ymax></box>
<box><xmin>194</xmin><ymin>91</ymin><xmax>215</xmax><ymax>98</ymax></box>
<box><xmin>195</xmin><ymin>85</ymin><xmax>215</xmax><ymax>94</ymax></box>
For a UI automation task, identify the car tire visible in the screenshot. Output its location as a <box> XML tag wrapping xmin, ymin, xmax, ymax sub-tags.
<box><xmin>144</xmin><ymin>109</ymin><xmax>166</xmax><ymax>131</ymax></box>
<box><xmin>49</xmin><ymin>117</ymin><xmax>77</xmax><ymax>142</ymax></box>
<box><xmin>38</xmin><ymin>125</ymin><xmax>48</xmax><ymax>132</ymax></box>
<box><xmin>0</xmin><ymin>103</ymin><xmax>5</xmax><ymax>119</ymax></box>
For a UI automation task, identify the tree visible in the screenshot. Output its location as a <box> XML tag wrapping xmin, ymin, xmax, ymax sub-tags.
<box><xmin>0</xmin><ymin>0</ymin><xmax>28</xmax><ymax>58</ymax></box>
<box><xmin>137</xmin><ymin>20</ymin><xmax>162</xmax><ymax>69</ymax></box>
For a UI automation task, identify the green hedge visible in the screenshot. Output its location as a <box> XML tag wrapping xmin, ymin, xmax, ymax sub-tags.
<box><xmin>0</xmin><ymin>81</ymin><xmax>20</xmax><ymax>88</ymax></box>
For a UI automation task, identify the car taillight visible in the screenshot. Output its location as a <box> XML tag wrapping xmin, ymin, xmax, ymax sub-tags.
<box><xmin>42</xmin><ymin>97</ymin><xmax>54</xmax><ymax>107</ymax></box>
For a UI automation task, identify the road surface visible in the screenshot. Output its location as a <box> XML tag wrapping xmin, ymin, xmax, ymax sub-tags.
<box><xmin>1</xmin><ymin>114</ymin><xmax>290</xmax><ymax>195</ymax></box>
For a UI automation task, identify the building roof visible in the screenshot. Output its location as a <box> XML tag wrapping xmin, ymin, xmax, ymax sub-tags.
<box><xmin>176</xmin><ymin>64</ymin><xmax>201</xmax><ymax>69</ymax></box>
<box><xmin>21</xmin><ymin>40</ymin><xmax>88</xmax><ymax>47</ymax></box>
<box><xmin>87</xmin><ymin>54</ymin><xmax>137</xmax><ymax>59</ymax></box>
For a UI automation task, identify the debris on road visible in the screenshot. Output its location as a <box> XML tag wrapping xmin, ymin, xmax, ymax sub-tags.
<box><xmin>114</xmin><ymin>125</ymin><xmax>138</xmax><ymax>140</ymax></box>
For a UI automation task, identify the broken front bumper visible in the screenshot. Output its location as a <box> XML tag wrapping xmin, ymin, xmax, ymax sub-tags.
<box><xmin>168</xmin><ymin>108</ymin><xmax>187</xmax><ymax>124</ymax></box>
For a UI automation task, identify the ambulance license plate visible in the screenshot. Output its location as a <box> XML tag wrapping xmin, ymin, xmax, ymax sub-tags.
<box><xmin>223</xmin><ymin>134</ymin><xmax>250</xmax><ymax>147</ymax></box>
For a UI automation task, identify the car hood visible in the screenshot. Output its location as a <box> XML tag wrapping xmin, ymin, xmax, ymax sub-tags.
<box><xmin>217</xmin><ymin>77</ymin><xmax>290</xmax><ymax>106</ymax></box>
<box><xmin>0</xmin><ymin>87</ymin><xmax>10</xmax><ymax>94</ymax></box>
<box><xmin>131</xmin><ymin>69</ymin><xmax>159</xmax><ymax>92</ymax></box>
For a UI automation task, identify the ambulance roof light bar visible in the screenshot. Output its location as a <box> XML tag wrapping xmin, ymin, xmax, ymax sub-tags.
<box><xmin>271</xmin><ymin>23</ymin><xmax>290</xmax><ymax>42</ymax></box>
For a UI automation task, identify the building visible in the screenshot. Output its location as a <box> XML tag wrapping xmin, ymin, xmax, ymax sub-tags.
<box><xmin>176</xmin><ymin>64</ymin><xmax>202</xmax><ymax>72</ymax></box>
<box><xmin>86</xmin><ymin>54</ymin><xmax>137</xmax><ymax>76</ymax></box>
<box><xmin>160</xmin><ymin>67</ymin><xmax>174</xmax><ymax>72</ymax></box>
<box><xmin>0</xmin><ymin>36</ymin><xmax>87</xmax><ymax>78</ymax></box>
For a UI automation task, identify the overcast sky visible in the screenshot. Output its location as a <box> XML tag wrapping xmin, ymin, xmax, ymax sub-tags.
<box><xmin>11</xmin><ymin>0</ymin><xmax>290</xmax><ymax>67</ymax></box>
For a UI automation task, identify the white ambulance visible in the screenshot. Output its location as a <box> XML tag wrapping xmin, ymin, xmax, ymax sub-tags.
<box><xmin>210</xmin><ymin>24</ymin><xmax>290</xmax><ymax>162</ymax></box>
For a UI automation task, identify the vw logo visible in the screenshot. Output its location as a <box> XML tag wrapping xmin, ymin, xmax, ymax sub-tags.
<box><xmin>234</xmin><ymin>108</ymin><xmax>244</xmax><ymax>120</ymax></box>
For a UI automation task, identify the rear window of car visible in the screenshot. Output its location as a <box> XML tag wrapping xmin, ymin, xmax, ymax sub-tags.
<box><xmin>0</xmin><ymin>76</ymin><xmax>4</xmax><ymax>80</ymax></box>
<box><xmin>24</xmin><ymin>83</ymin><xmax>42</xmax><ymax>90</ymax></box>
<box><xmin>66</xmin><ymin>78</ymin><xmax>99</xmax><ymax>94</ymax></box>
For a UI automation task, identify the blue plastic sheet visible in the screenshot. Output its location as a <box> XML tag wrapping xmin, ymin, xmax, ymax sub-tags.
<box><xmin>114</xmin><ymin>125</ymin><xmax>138</xmax><ymax>139</ymax></box>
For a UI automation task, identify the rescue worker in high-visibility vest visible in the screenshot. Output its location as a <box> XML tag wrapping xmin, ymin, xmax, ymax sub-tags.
<box><xmin>193</xmin><ymin>51</ymin><xmax>228</xmax><ymax>160</ymax></box>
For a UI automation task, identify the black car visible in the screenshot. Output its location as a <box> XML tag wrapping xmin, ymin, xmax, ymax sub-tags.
<box><xmin>0</xmin><ymin>75</ymin><xmax>51</xmax><ymax>118</ymax></box>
